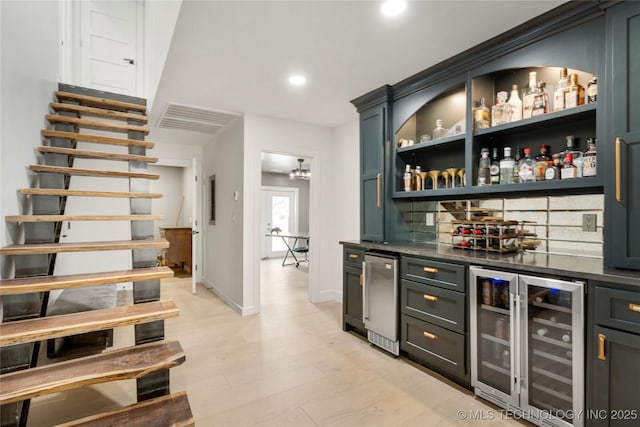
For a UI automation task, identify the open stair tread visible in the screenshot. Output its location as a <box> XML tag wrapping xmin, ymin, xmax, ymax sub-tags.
<box><xmin>38</xmin><ymin>146</ymin><xmax>158</xmax><ymax>163</ymax></box>
<box><xmin>0</xmin><ymin>239</ymin><xmax>169</xmax><ymax>256</ymax></box>
<box><xmin>41</xmin><ymin>130</ymin><xmax>154</xmax><ymax>149</ymax></box>
<box><xmin>0</xmin><ymin>340</ymin><xmax>184</xmax><ymax>404</ymax></box>
<box><xmin>29</xmin><ymin>165</ymin><xmax>160</xmax><ymax>180</ymax></box>
<box><xmin>55</xmin><ymin>91</ymin><xmax>146</xmax><ymax>113</ymax></box>
<box><xmin>5</xmin><ymin>214</ymin><xmax>163</xmax><ymax>223</ymax></box>
<box><xmin>53</xmin><ymin>391</ymin><xmax>193</xmax><ymax>427</ymax></box>
<box><xmin>46</xmin><ymin>115</ymin><xmax>149</xmax><ymax>135</ymax></box>
<box><xmin>0</xmin><ymin>267</ymin><xmax>173</xmax><ymax>296</ymax></box>
<box><xmin>19</xmin><ymin>188</ymin><xmax>162</xmax><ymax>198</ymax></box>
<box><xmin>50</xmin><ymin>102</ymin><xmax>148</xmax><ymax>123</ymax></box>
<box><xmin>0</xmin><ymin>300</ymin><xmax>179</xmax><ymax>347</ymax></box>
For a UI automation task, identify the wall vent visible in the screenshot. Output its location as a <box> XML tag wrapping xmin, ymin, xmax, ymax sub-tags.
<box><xmin>157</xmin><ymin>102</ymin><xmax>241</xmax><ymax>134</ymax></box>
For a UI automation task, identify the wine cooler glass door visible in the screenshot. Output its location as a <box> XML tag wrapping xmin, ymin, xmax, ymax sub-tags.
<box><xmin>519</xmin><ymin>274</ymin><xmax>584</xmax><ymax>427</ymax></box>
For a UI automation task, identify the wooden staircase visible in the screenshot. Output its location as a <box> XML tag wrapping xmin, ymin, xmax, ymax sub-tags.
<box><xmin>0</xmin><ymin>85</ymin><xmax>193</xmax><ymax>426</ymax></box>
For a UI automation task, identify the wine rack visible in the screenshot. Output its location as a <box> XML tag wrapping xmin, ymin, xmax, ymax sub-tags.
<box><xmin>450</xmin><ymin>219</ymin><xmax>539</xmax><ymax>253</ymax></box>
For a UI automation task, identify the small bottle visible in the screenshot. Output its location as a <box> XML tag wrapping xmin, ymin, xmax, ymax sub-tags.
<box><xmin>478</xmin><ymin>148</ymin><xmax>491</xmax><ymax>186</ymax></box>
<box><xmin>523</xmin><ymin>71</ymin><xmax>538</xmax><ymax>119</ymax></box>
<box><xmin>512</xmin><ymin>146</ymin><xmax>522</xmax><ymax>184</ymax></box>
<box><xmin>562</xmin><ymin>331</ymin><xmax>572</xmax><ymax>343</ymax></box>
<box><xmin>553</xmin><ymin>67</ymin><xmax>570</xmax><ymax>111</ymax></box>
<box><xmin>432</xmin><ymin>119</ymin><xmax>447</xmax><ymax>139</ymax></box>
<box><xmin>561</xmin><ymin>153</ymin><xmax>578</xmax><ymax>179</ymax></box>
<box><xmin>565</xmin><ymin>73</ymin><xmax>585</xmax><ymax>109</ymax></box>
<box><xmin>473</xmin><ymin>98</ymin><xmax>491</xmax><ymax>130</ymax></box>
<box><xmin>583</xmin><ymin>138</ymin><xmax>598</xmax><ymax>177</ymax></box>
<box><xmin>414</xmin><ymin>165</ymin><xmax>422</xmax><ymax>191</ymax></box>
<box><xmin>508</xmin><ymin>84</ymin><xmax>523</xmax><ymax>122</ymax></box>
<box><xmin>518</xmin><ymin>147</ymin><xmax>535</xmax><ymax>182</ymax></box>
<box><xmin>403</xmin><ymin>164</ymin><xmax>412</xmax><ymax>191</ymax></box>
<box><xmin>535</xmin><ymin>144</ymin><xmax>550</xmax><ymax>181</ymax></box>
<box><xmin>562</xmin><ymin>135</ymin><xmax>584</xmax><ymax>177</ymax></box>
<box><xmin>531</xmin><ymin>82</ymin><xmax>549</xmax><ymax>116</ymax></box>
<box><xmin>545</xmin><ymin>154</ymin><xmax>562</xmax><ymax>180</ymax></box>
<box><xmin>537</xmin><ymin>328</ymin><xmax>549</xmax><ymax>336</ymax></box>
<box><xmin>491</xmin><ymin>91</ymin><xmax>510</xmax><ymax>126</ymax></box>
<box><xmin>490</xmin><ymin>147</ymin><xmax>500</xmax><ymax>185</ymax></box>
<box><xmin>587</xmin><ymin>75</ymin><xmax>598</xmax><ymax>103</ymax></box>
<box><xmin>499</xmin><ymin>146</ymin><xmax>515</xmax><ymax>185</ymax></box>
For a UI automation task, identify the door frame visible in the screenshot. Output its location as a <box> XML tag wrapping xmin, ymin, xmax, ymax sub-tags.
<box><xmin>261</xmin><ymin>186</ymin><xmax>299</xmax><ymax>259</ymax></box>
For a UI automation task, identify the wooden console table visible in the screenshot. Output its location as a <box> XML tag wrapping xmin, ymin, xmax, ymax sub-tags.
<box><xmin>160</xmin><ymin>227</ymin><xmax>192</xmax><ymax>272</ymax></box>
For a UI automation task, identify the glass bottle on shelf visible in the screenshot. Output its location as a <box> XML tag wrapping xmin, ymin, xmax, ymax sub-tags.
<box><xmin>474</xmin><ymin>98</ymin><xmax>491</xmax><ymax>130</ymax></box>
<box><xmin>531</xmin><ymin>82</ymin><xmax>549</xmax><ymax>116</ymax></box>
<box><xmin>403</xmin><ymin>164</ymin><xmax>412</xmax><ymax>191</ymax></box>
<box><xmin>561</xmin><ymin>135</ymin><xmax>584</xmax><ymax>177</ymax></box>
<box><xmin>518</xmin><ymin>147</ymin><xmax>535</xmax><ymax>183</ymax></box>
<box><xmin>414</xmin><ymin>165</ymin><xmax>422</xmax><ymax>191</ymax></box>
<box><xmin>587</xmin><ymin>75</ymin><xmax>598</xmax><ymax>103</ymax></box>
<box><xmin>512</xmin><ymin>146</ymin><xmax>522</xmax><ymax>184</ymax></box>
<box><xmin>491</xmin><ymin>91</ymin><xmax>510</xmax><ymax>126</ymax></box>
<box><xmin>490</xmin><ymin>147</ymin><xmax>500</xmax><ymax>185</ymax></box>
<box><xmin>545</xmin><ymin>154</ymin><xmax>562</xmax><ymax>180</ymax></box>
<box><xmin>432</xmin><ymin>119</ymin><xmax>447</xmax><ymax>140</ymax></box>
<box><xmin>507</xmin><ymin>84</ymin><xmax>523</xmax><ymax>122</ymax></box>
<box><xmin>478</xmin><ymin>148</ymin><xmax>491</xmax><ymax>186</ymax></box>
<box><xmin>561</xmin><ymin>153</ymin><xmax>578</xmax><ymax>179</ymax></box>
<box><xmin>553</xmin><ymin>67</ymin><xmax>570</xmax><ymax>111</ymax></box>
<box><xmin>499</xmin><ymin>146</ymin><xmax>515</xmax><ymax>185</ymax></box>
<box><xmin>522</xmin><ymin>71</ymin><xmax>538</xmax><ymax>119</ymax></box>
<box><xmin>583</xmin><ymin>137</ymin><xmax>598</xmax><ymax>177</ymax></box>
<box><xmin>565</xmin><ymin>73</ymin><xmax>585</xmax><ymax>109</ymax></box>
<box><xmin>535</xmin><ymin>144</ymin><xmax>550</xmax><ymax>181</ymax></box>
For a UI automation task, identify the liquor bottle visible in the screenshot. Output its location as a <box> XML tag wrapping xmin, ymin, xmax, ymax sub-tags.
<box><xmin>545</xmin><ymin>154</ymin><xmax>562</xmax><ymax>180</ymax></box>
<box><xmin>522</xmin><ymin>71</ymin><xmax>538</xmax><ymax>119</ymax></box>
<box><xmin>561</xmin><ymin>135</ymin><xmax>584</xmax><ymax>177</ymax></box>
<box><xmin>403</xmin><ymin>164</ymin><xmax>412</xmax><ymax>191</ymax></box>
<box><xmin>507</xmin><ymin>84</ymin><xmax>523</xmax><ymax>122</ymax></box>
<box><xmin>477</xmin><ymin>148</ymin><xmax>491</xmax><ymax>186</ymax></box>
<box><xmin>561</xmin><ymin>153</ymin><xmax>578</xmax><ymax>179</ymax></box>
<box><xmin>491</xmin><ymin>91</ymin><xmax>510</xmax><ymax>126</ymax></box>
<box><xmin>535</xmin><ymin>144</ymin><xmax>550</xmax><ymax>181</ymax></box>
<box><xmin>414</xmin><ymin>165</ymin><xmax>422</xmax><ymax>191</ymax></box>
<box><xmin>490</xmin><ymin>147</ymin><xmax>500</xmax><ymax>185</ymax></box>
<box><xmin>583</xmin><ymin>137</ymin><xmax>598</xmax><ymax>177</ymax></box>
<box><xmin>565</xmin><ymin>73</ymin><xmax>585</xmax><ymax>109</ymax></box>
<box><xmin>432</xmin><ymin>119</ymin><xmax>447</xmax><ymax>139</ymax></box>
<box><xmin>473</xmin><ymin>98</ymin><xmax>490</xmax><ymax>130</ymax></box>
<box><xmin>518</xmin><ymin>147</ymin><xmax>535</xmax><ymax>182</ymax></box>
<box><xmin>531</xmin><ymin>82</ymin><xmax>549</xmax><ymax>116</ymax></box>
<box><xmin>499</xmin><ymin>146</ymin><xmax>515</xmax><ymax>185</ymax></box>
<box><xmin>587</xmin><ymin>75</ymin><xmax>598</xmax><ymax>103</ymax></box>
<box><xmin>553</xmin><ymin>67</ymin><xmax>570</xmax><ymax>111</ymax></box>
<box><xmin>512</xmin><ymin>146</ymin><xmax>522</xmax><ymax>184</ymax></box>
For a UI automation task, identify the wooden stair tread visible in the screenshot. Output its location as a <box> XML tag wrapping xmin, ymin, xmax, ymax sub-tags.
<box><xmin>19</xmin><ymin>188</ymin><xmax>162</xmax><ymax>198</ymax></box>
<box><xmin>0</xmin><ymin>340</ymin><xmax>184</xmax><ymax>404</ymax></box>
<box><xmin>55</xmin><ymin>91</ymin><xmax>146</xmax><ymax>113</ymax></box>
<box><xmin>0</xmin><ymin>300</ymin><xmax>179</xmax><ymax>347</ymax></box>
<box><xmin>29</xmin><ymin>165</ymin><xmax>160</xmax><ymax>180</ymax></box>
<box><xmin>54</xmin><ymin>391</ymin><xmax>193</xmax><ymax>427</ymax></box>
<box><xmin>38</xmin><ymin>146</ymin><xmax>158</xmax><ymax>163</ymax></box>
<box><xmin>0</xmin><ymin>267</ymin><xmax>174</xmax><ymax>296</ymax></box>
<box><xmin>50</xmin><ymin>102</ymin><xmax>148</xmax><ymax>123</ymax></box>
<box><xmin>42</xmin><ymin>130</ymin><xmax>154</xmax><ymax>149</ymax></box>
<box><xmin>0</xmin><ymin>239</ymin><xmax>169</xmax><ymax>256</ymax></box>
<box><xmin>5</xmin><ymin>214</ymin><xmax>163</xmax><ymax>223</ymax></box>
<box><xmin>46</xmin><ymin>115</ymin><xmax>149</xmax><ymax>135</ymax></box>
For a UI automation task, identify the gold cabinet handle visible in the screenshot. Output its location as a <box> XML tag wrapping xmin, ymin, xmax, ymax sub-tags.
<box><xmin>376</xmin><ymin>173</ymin><xmax>382</xmax><ymax>208</ymax></box>
<box><xmin>629</xmin><ymin>303</ymin><xmax>640</xmax><ymax>313</ymax></box>
<box><xmin>423</xmin><ymin>331</ymin><xmax>438</xmax><ymax>340</ymax></box>
<box><xmin>423</xmin><ymin>267</ymin><xmax>439</xmax><ymax>274</ymax></box>
<box><xmin>349</xmin><ymin>254</ymin><xmax>360</xmax><ymax>259</ymax></box>
<box><xmin>359</xmin><ymin>274</ymin><xmax>363</xmax><ymax>286</ymax></box>
<box><xmin>598</xmin><ymin>333</ymin><xmax>606</xmax><ymax>361</ymax></box>
<box><xmin>423</xmin><ymin>294</ymin><xmax>438</xmax><ymax>302</ymax></box>
<box><xmin>616</xmin><ymin>138</ymin><xmax>622</xmax><ymax>203</ymax></box>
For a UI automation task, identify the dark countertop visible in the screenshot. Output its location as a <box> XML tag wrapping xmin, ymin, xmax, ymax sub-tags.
<box><xmin>340</xmin><ymin>240</ymin><xmax>640</xmax><ymax>287</ymax></box>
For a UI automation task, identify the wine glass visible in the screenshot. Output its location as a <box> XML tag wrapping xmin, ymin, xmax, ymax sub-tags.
<box><xmin>457</xmin><ymin>169</ymin><xmax>466</xmax><ymax>187</ymax></box>
<box><xmin>419</xmin><ymin>171</ymin><xmax>428</xmax><ymax>191</ymax></box>
<box><xmin>441</xmin><ymin>171</ymin><xmax>450</xmax><ymax>189</ymax></box>
<box><xmin>446</xmin><ymin>168</ymin><xmax>459</xmax><ymax>188</ymax></box>
<box><xmin>427</xmin><ymin>170</ymin><xmax>440</xmax><ymax>190</ymax></box>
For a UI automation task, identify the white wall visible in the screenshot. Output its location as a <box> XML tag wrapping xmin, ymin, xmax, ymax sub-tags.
<box><xmin>149</xmin><ymin>165</ymin><xmax>186</xmax><ymax>236</ymax></box>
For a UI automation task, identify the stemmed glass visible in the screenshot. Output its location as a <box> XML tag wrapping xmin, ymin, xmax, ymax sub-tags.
<box><xmin>427</xmin><ymin>170</ymin><xmax>440</xmax><ymax>190</ymax></box>
<box><xmin>446</xmin><ymin>168</ymin><xmax>459</xmax><ymax>188</ymax></box>
<box><xmin>419</xmin><ymin>171</ymin><xmax>428</xmax><ymax>192</ymax></box>
<box><xmin>441</xmin><ymin>171</ymin><xmax>450</xmax><ymax>189</ymax></box>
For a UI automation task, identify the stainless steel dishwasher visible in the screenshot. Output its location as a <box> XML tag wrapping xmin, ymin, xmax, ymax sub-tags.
<box><xmin>363</xmin><ymin>252</ymin><xmax>399</xmax><ymax>356</ymax></box>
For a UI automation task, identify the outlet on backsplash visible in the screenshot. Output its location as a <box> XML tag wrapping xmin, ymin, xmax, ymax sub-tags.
<box><xmin>582</xmin><ymin>213</ymin><xmax>597</xmax><ymax>232</ymax></box>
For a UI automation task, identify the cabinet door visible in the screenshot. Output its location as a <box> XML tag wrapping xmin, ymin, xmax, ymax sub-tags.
<box><xmin>591</xmin><ymin>326</ymin><xmax>640</xmax><ymax>426</ymax></box>
<box><xmin>343</xmin><ymin>265</ymin><xmax>365</xmax><ymax>332</ymax></box>
<box><xmin>607</xmin><ymin>2</ymin><xmax>640</xmax><ymax>269</ymax></box>
<box><xmin>360</xmin><ymin>106</ymin><xmax>386</xmax><ymax>242</ymax></box>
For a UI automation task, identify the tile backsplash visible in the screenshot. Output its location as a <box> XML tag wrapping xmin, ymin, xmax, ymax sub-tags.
<box><xmin>406</xmin><ymin>194</ymin><xmax>604</xmax><ymax>258</ymax></box>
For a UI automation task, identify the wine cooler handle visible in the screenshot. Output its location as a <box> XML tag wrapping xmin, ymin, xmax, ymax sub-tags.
<box><xmin>513</xmin><ymin>292</ymin><xmax>522</xmax><ymax>393</ymax></box>
<box><xmin>362</xmin><ymin>261</ymin><xmax>368</xmax><ymax>321</ymax></box>
<box><xmin>598</xmin><ymin>333</ymin><xmax>606</xmax><ymax>361</ymax></box>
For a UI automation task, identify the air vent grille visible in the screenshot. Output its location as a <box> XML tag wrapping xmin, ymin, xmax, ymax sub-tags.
<box><xmin>157</xmin><ymin>103</ymin><xmax>241</xmax><ymax>134</ymax></box>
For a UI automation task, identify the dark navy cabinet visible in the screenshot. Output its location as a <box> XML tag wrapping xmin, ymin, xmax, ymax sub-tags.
<box><xmin>359</xmin><ymin>104</ymin><xmax>386</xmax><ymax>242</ymax></box>
<box><xmin>343</xmin><ymin>246</ymin><xmax>366</xmax><ymax>335</ymax></box>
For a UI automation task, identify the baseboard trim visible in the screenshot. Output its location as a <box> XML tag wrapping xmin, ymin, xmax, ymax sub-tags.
<box><xmin>200</xmin><ymin>277</ymin><xmax>244</xmax><ymax>315</ymax></box>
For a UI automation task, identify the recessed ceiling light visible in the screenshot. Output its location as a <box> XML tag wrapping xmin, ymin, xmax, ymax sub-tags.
<box><xmin>381</xmin><ymin>0</ymin><xmax>406</xmax><ymax>16</ymax></box>
<box><xmin>288</xmin><ymin>74</ymin><xmax>307</xmax><ymax>86</ymax></box>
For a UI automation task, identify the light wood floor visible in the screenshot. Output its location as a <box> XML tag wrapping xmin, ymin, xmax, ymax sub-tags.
<box><xmin>27</xmin><ymin>259</ymin><xmax>528</xmax><ymax>426</ymax></box>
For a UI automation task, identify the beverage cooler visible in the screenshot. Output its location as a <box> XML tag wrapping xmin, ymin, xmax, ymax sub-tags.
<box><xmin>469</xmin><ymin>267</ymin><xmax>585</xmax><ymax>427</ymax></box>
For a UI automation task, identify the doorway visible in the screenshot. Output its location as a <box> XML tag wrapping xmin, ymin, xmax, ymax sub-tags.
<box><xmin>262</xmin><ymin>187</ymin><xmax>299</xmax><ymax>259</ymax></box>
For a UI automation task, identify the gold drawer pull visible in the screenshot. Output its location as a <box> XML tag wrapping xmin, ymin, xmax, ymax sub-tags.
<box><xmin>349</xmin><ymin>254</ymin><xmax>360</xmax><ymax>259</ymax></box>
<box><xmin>423</xmin><ymin>267</ymin><xmax>439</xmax><ymax>274</ymax></box>
<box><xmin>598</xmin><ymin>333</ymin><xmax>606</xmax><ymax>361</ymax></box>
<box><xmin>423</xmin><ymin>331</ymin><xmax>438</xmax><ymax>340</ymax></box>
<box><xmin>629</xmin><ymin>303</ymin><xmax>640</xmax><ymax>313</ymax></box>
<box><xmin>423</xmin><ymin>294</ymin><xmax>438</xmax><ymax>302</ymax></box>
<box><xmin>359</xmin><ymin>274</ymin><xmax>363</xmax><ymax>286</ymax></box>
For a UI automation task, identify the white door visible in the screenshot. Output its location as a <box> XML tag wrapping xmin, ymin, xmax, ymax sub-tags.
<box><xmin>262</xmin><ymin>188</ymin><xmax>298</xmax><ymax>259</ymax></box>
<box><xmin>79</xmin><ymin>0</ymin><xmax>143</xmax><ymax>96</ymax></box>
<box><xmin>191</xmin><ymin>158</ymin><xmax>200</xmax><ymax>294</ymax></box>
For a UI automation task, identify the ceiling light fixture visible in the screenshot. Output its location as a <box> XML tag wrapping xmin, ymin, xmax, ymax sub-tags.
<box><xmin>381</xmin><ymin>0</ymin><xmax>406</xmax><ymax>16</ymax></box>
<box><xmin>288</xmin><ymin>74</ymin><xmax>307</xmax><ymax>86</ymax></box>
<box><xmin>289</xmin><ymin>158</ymin><xmax>311</xmax><ymax>180</ymax></box>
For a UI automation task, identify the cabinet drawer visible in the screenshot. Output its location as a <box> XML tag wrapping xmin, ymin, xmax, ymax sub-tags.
<box><xmin>401</xmin><ymin>256</ymin><xmax>465</xmax><ymax>292</ymax></box>
<box><xmin>343</xmin><ymin>247</ymin><xmax>365</xmax><ymax>269</ymax></box>
<box><xmin>400</xmin><ymin>314</ymin><xmax>466</xmax><ymax>380</ymax></box>
<box><xmin>594</xmin><ymin>286</ymin><xmax>640</xmax><ymax>334</ymax></box>
<box><xmin>401</xmin><ymin>279</ymin><xmax>465</xmax><ymax>334</ymax></box>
